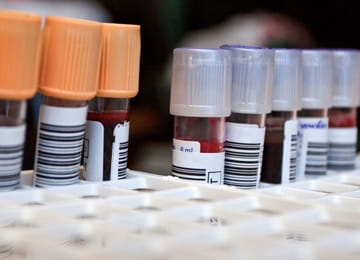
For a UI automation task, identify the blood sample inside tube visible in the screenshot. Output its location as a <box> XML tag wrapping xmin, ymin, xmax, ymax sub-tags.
<box><xmin>87</xmin><ymin>111</ymin><xmax>129</xmax><ymax>180</ymax></box>
<box><xmin>174</xmin><ymin>116</ymin><xmax>224</xmax><ymax>153</ymax></box>
<box><xmin>329</xmin><ymin>108</ymin><xmax>357</xmax><ymax>128</ymax></box>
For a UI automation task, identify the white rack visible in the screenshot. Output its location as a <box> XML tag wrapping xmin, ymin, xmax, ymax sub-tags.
<box><xmin>1</xmin><ymin>167</ymin><xmax>360</xmax><ymax>259</ymax></box>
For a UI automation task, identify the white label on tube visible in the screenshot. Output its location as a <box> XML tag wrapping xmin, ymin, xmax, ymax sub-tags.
<box><xmin>328</xmin><ymin>127</ymin><xmax>357</xmax><ymax>169</ymax></box>
<box><xmin>0</xmin><ymin>125</ymin><xmax>26</xmax><ymax>190</ymax></box>
<box><xmin>224</xmin><ymin>122</ymin><xmax>265</xmax><ymax>189</ymax></box>
<box><xmin>110</xmin><ymin>122</ymin><xmax>129</xmax><ymax>180</ymax></box>
<box><xmin>84</xmin><ymin>121</ymin><xmax>104</xmax><ymax>181</ymax></box>
<box><xmin>281</xmin><ymin>120</ymin><xmax>298</xmax><ymax>184</ymax></box>
<box><xmin>84</xmin><ymin>121</ymin><xmax>129</xmax><ymax>181</ymax></box>
<box><xmin>34</xmin><ymin>105</ymin><xmax>88</xmax><ymax>187</ymax></box>
<box><xmin>172</xmin><ymin>139</ymin><xmax>224</xmax><ymax>185</ymax></box>
<box><xmin>297</xmin><ymin>117</ymin><xmax>329</xmax><ymax>180</ymax></box>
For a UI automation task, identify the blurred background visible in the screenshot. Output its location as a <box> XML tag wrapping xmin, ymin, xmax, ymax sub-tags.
<box><xmin>1</xmin><ymin>0</ymin><xmax>359</xmax><ymax>175</ymax></box>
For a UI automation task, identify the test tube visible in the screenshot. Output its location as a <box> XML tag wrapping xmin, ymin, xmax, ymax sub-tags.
<box><xmin>327</xmin><ymin>50</ymin><xmax>360</xmax><ymax>170</ymax></box>
<box><xmin>33</xmin><ymin>16</ymin><xmax>102</xmax><ymax>187</ymax></box>
<box><xmin>297</xmin><ymin>50</ymin><xmax>333</xmax><ymax>179</ymax></box>
<box><xmin>261</xmin><ymin>49</ymin><xmax>302</xmax><ymax>184</ymax></box>
<box><xmin>221</xmin><ymin>45</ymin><xmax>274</xmax><ymax>189</ymax></box>
<box><xmin>0</xmin><ymin>10</ymin><xmax>41</xmax><ymax>191</ymax></box>
<box><xmin>84</xmin><ymin>23</ymin><xmax>141</xmax><ymax>181</ymax></box>
<box><xmin>170</xmin><ymin>48</ymin><xmax>232</xmax><ymax>184</ymax></box>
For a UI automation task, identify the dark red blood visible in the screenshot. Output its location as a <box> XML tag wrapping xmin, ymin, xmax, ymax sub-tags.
<box><xmin>87</xmin><ymin>111</ymin><xmax>129</xmax><ymax>124</ymax></box>
<box><xmin>174</xmin><ymin>117</ymin><xmax>224</xmax><ymax>153</ymax></box>
<box><xmin>178</xmin><ymin>138</ymin><xmax>224</xmax><ymax>153</ymax></box>
<box><xmin>329</xmin><ymin>114</ymin><xmax>356</xmax><ymax>127</ymax></box>
<box><xmin>87</xmin><ymin>111</ymin><xmax>129</xmax><ymax>180</ymax></box>
<box><xmin>199</xmin><ymin>140</ymin><xmax>224</xmax><ymax>153</ymax></box>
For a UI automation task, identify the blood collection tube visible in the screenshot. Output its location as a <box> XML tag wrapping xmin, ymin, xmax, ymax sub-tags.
<box><xmin>261</xmin><ymin>49</ymin><xmax>302</xmax><ymax>184</ymax></box>
<box><xmin>33</xmin><ymin>16</ymin><xmax>102</xmax><ymax>187</ymax></box>
<box><xmin>327</xmin><ymin>50</ymin><xmax>360</xmax><ymax>170</ymax></box>
<box><xmin>0</xmin><ymin>10</ymin><xmax>41</xmax><ymax>191</ymax></box>
<box><xmin>84</xmin><ymin>24</ymin><xmax>140</xmax><ymax>181</ymax></box>
<box><xmin>170</xmin><ymin>48</ymin><xmax>231</xmax><ymax>184</ymax></box>
<box><xmin>297</xmin><ymin>50</ymin><xmax>333</xmax><ymax>179</ymax></box>
<box><xmin>221</xmin><ymin>45</ymin><xmax>274</xmax><ymax>189</ymax></box>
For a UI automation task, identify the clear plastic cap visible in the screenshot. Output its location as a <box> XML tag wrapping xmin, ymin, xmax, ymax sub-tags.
<box><xmin>272</xmin><ymin>49</ymin><xmax>302</xmax><ymax>111</ymax></box>
<box><xmin>170</xmin><ymin>48</ymin><xmax>232</xmax><ymax>117</ymax></box>
<box><xmin>332</xmin><ymin>49</ymin><xmax>360</xmax><ymax>107</ymax></box>
<box><xmin>221</xmin><ymin>45</ymin><xmax>274</xmax><ymax>114</ymax></box>
<box><xmin>302</xmin><ymin>50</ymin><xmax>333</xmax><ymax>109</ymax></box>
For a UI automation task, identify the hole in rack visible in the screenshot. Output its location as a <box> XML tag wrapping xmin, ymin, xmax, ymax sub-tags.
<box><xmin>341</xmin><ymin>182</ymin><xmax>360</xmax><ymax>187</ymax></box>
<box><xmin>196</xmin><ymin>216</ymin><xmax>228</xmax><ymax>226</ymax></box>
<box><xmin>309</xmin><ymin>189</ymin><xmax>332</xmax><ymax>194</ymax></box>
<box><xmin>133</xmin><ymin>188</ymin><xmax>157</xmax><ymax>192</ymax></box>
<box><xmin>320</xmin><ymin>221</ymin><xmax>355</xmax><ymax>230</ymax></box>
<box><xmin>285</xmin><ymin>231</ymin><xmax>310</xmax><ymax>242</ymax></box>
<box><xmin>188</xmin><ymin>198</ymin><xmax>211</xmax><ymax>203</ymax></box>
<box><xmin>76</xmin><ymin>214</ymin><xmax>97</xmax><ymax>220</ymax></box>
<box><xmin>23</xmin><ymin>201</ymin><xmax>44</xmax><ymax>206</ymax></box>
<box><xmin>135</xmin><ymin>206</ymin><xmax>160</xmax><ymax>211</ymax></box>
<box><xmin>81</xmin><ymin>195</ymin><xmax>102</xmax><ymax>199</ymax></box>
<box><xmin>134</xmin><ymin>227</ymin><xmax>170</xmax><ymax>236</ymax></box>
<box><xmin>62</xmin><ymin>236</ymin><xmax>90</xmax><ymax>248</ymax></box>
<box><xmin>0</xmin><ymin>243</ymin><xmax>13</xmax><ymax>258</ymax></box>
<box><xmin>248</xmin><ymin>208</ymin><xmax>279</xmax><ymax>216</ymax></box>
<box><xmin>5</xmin><ymin>221</ymin><xmax>37</xmax><ymax>229</ymax></box>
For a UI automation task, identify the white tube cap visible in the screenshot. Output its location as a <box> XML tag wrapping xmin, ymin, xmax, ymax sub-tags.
<box><xmin>221</xmin><ymin>45</ymin><xmax>274</xmax><ymax>114</ymax></box>
<box><xmin>170</xmin><ymin>48</ymin><xmax>232</xmax><ymax>117</ymax></box>
<box><xmin>272</xmin><ymin>49</ymin><xmax>302</xmax><ymax>111</ymax></box>
<box><xmin>332</xmin><ymin>49</ymin><xmax>360</xmax><ymax>107</ymax></box>
<box><xmin>302</xmin><ymin>50</ymin><xmax>333</xmax><ymax>109</ymax></box>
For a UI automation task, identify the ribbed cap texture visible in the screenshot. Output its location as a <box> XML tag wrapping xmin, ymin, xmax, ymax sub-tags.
<box><xmin>39</xmin><ymin>16</ymin><xmax>102</xmax><ymax>100</ymax></box>
<box><xmin>332</xmin><ymin>50</ymin><xmax>360</xmax><ymax>107</ymax></box>
<box><xmin>97</xmin><ymin>23</ymin><xmax>141</xmax><ymax>98</ymax></box>
<box><xmin>170</xmin><ymin>48</ymin><xmax>232</xmax><ymax>117</ymax></box>
<box><xmin>302</xmin><ymin>50</ymin><xmax>333</xmax><ymax>109</ymax></box>
<box><xmin>272</xmin><ymin>49</ymin><xmax>302</xmax><ymax>111</ymax></box>
<box><xmin>0</xmin><ymin>9</ymin><xmax>42</xmax><ymax>99</ymax></box>
<box><xmin>221</xmin><ymin>45</ymin><xmax>274</xmax><ymax>114</ymax></box>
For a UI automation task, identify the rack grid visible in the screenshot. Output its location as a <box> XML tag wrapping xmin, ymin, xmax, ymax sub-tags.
<box><xmin>1</xmin><ymin>165</ymin><xmax>360</xmax><ymax>259</ymax></box>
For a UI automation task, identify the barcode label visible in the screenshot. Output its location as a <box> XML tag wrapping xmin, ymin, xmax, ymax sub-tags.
<box><xmin>297</xmin><ymin>117</ymin><xmax>329</xmax><ymax>179</ymax></box>
<box><xmin>289</xmin><ymin>134</ymin><xmax>297</xmax><ymax>181</ymax></box>
<box><xmin>305</xmin><ymin>142</ymin><xmax>328</xmax><ymax>174</ymax></box>
<box><xmin>172</xmin><ymin>165</ymin><xmax>206</xmax><ymax>181</ymax></box>
<box><xmin>34</xmin><ymin>105</ymin><xmax>88</xmax><ymax>187</ymax></box>
<box><xmin>111</xmin><ymin>122</ymin><xmax>129</xmax><ymax>180</ymax></box>
<box><xmin>172</xmin><ymin>139</ymin><xmax>224</xmax><ymax>185</ymax></box>
<box><xmin>224</xmin><ymin>122</ymin><xmax>265</xmax><ymax>189</ymax></box>
<box><xmin>281</xmin><ymin>120</ymin><xmax>298</xmax><ymax>184</ymax></box>
<box><xmin>0</xmin><ymin>125</ymin><xmax>26</xmax><ymax>190</ymax></box>
<box><xmin>328</xmin><ymin>127</ymin><xmax>357</xmax><ymax>170</ymax></box>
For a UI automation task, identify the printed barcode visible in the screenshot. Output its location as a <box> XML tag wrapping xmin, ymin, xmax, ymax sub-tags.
<box><xmin>289</xmin><ymin>134</ymin><xmax>297</xmax><ymax>182</ymax></box>
<box><xmin>34</xmin><ymin>122</ymin><xmax>85</xmax><ymax>187</ymax></box>
<box><xmin>172</xmin><ymin>165</ymin><xmax>206</xmax><ymax>181</ymax></box>
<box><xmin>118</xmin><ymin>141</ymin><xmax>128</xmax><ymax>179</ymax></box>
<box><xmin>328</xmin><ymin>143</ymin><xmax>356</xmax><ymax>170</ymax></box>
<box><xmin>305</xmin><ymin>142</ymin><xmax>328</xmax><ymax>175</ymax></box>
<box><xmin>0</xmin><ymin>144</ymin><xmax>23</xmax><ymax>190</ymax></box>
<box><xmin>224</xmin><ymin>141</ymin><xmax>262</xmax><ymax>188</ymax></box>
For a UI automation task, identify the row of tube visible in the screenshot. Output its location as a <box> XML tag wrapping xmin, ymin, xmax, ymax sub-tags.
<box><xmin>170</xmin><ymin>46</ymin><xmax>360</xmax><ymax>188</ymax></box>
<box><xmin>0</xmin><ymin>9</ymin><xmax>141</xmax><ymax>190</ymax></box>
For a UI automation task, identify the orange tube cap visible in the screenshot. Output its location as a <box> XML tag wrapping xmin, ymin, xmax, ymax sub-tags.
<box><xmin>0</xmin><ymin>9</ymin><xmax>42</xmax><ymax>100</ymax></box>
<box><xmin>97</xmin><ymin>23</ymin><xmax>141</xmax><ymax>98</ymax></box>
<box><xmin>39</xmin><ymin>16</ymin><xmax>102</xmax><ymax>100</ymax></box>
